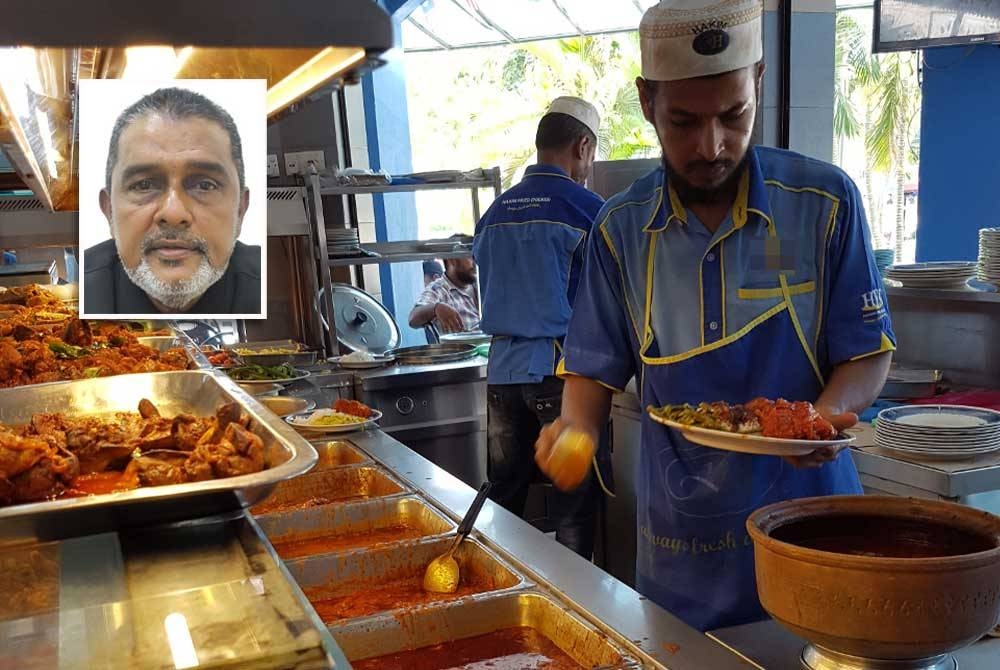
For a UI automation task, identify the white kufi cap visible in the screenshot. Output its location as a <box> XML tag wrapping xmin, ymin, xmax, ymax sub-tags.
<box><xmin>640</xmin><ymin>0</ymin><xmax>763</xmax><ymax>81</ymax></box>
<box><xmin>546</xmin><ymin>96</ymin><xmax>600</xmax><ymax>139</ymax></box>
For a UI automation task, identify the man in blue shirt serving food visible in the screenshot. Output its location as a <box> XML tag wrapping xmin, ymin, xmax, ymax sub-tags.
<box><xmin>534</xmin><ymin>0</ymin><xmax>895</xmax><ymax>631</ymax></box>
<box><xmin>474</xmin><ymin>97</ymin><xmax>607</xmax><ymax>558</ymax></box>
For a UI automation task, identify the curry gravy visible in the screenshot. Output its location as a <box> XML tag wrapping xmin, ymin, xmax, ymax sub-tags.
<box><xmin>771</xmin><ymin>514</ymin><xmax>996</xmax><ymax>558</ymax></box>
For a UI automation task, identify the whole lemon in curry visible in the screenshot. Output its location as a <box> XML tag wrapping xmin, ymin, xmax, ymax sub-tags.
<box><xmin>545</xmin><ymin>428</ymin><xmax>595</xmax><ymax>491</ymax></box>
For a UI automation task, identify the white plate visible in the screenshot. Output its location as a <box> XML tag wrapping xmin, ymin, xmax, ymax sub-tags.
<box><xmin>328</xmin><ymin>355</ymin><xmax>395</xmax><ymax>369</ymax></box>
<box><xmin>648</xmin><ymin>411</ymin><xmax>854</xmax><ymax>456</ymax></box>
<box><xmin>285</xmin><ymin>409</ymin><xmax>382</xmax><ymax>434</ymax></box>
<box><xmin>224</xmin><ymin>368</ymin><xmax>311</xmax><ymax>385</ymax></box>
<box><xmin>878</xmin><ymin>405</ymin><xmax>1000</xmax><ymax>429</ymax></box>
<box><xmin>880</xmin><ymin>446</ymin><xmax>1000</xmax><ymax>462</ymax></box>
<box><xmin>874</xmin><ymin>437</ymin><xmax>1000</xmax><ymax>453</ymax></box>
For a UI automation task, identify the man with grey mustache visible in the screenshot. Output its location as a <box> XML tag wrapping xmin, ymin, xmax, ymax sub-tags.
<box><xmin>84</xmin><ymin>87</ymin><xmax>261</xmax><ymax>315</ymax></box>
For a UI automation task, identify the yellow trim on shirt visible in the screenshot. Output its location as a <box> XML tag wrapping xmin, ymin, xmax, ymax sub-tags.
<box><xmin>667</xmin><ymin>182</ymin><xmax>687</xmax><ymax>225</ymax></box>
<box><xmin>642</xmin><ymin>232</ymin><xmax>658</xmax><ymax>350</ymax></box>
<box><xmin>737</xmin><ymin>280</ymin><xmax>816</xmax><ymax>300</ymax></box>
<box><xmin>645</xmin><ymin>188</ymin><xmax>665</xmax><ymax>231</ymax></box>
<box><xmin>640</xmin><ymin>302</ymin><xmax>788</xmax><ymax>365</ymax></box>
<box><xmin>732</xmin><ymin>170</ymin><xmax>750</xmax><ymax>229</ymax></box>
<box><xmin>814</xmin><ymin>199</ymin><xmax>841</xmax><ymax>352</ymax></box>
<box><xmin>719</xmin><ymin>243</ymin><xmax>726</xmax><ymax>336</ymax></box>
<box><xmin>556</xmin><ymin>358</ymin><xmax>626</xmax><ymax>393</ymax></box>
<box><xmin>779</xmin><ymin>274</ymin><xmax>824</xmax><ymax>386</ymax></box>
<box><xmin>596</xmin><ymin>190</ymin><xmax>662</xmax><ymax>344</ymax></box>
<box><xmin>600</xmin><ymin>224</ymin><xmax>642</xmax><ymax>345</ymax></box>
<box><xmin>848</xmin><ymin>333</ymin><xmax>897</xmax><ymax>362</ymax></box>
<box><xmin>763</xmin><ymin>180</ymin><xmax>840</xmax><ymax>204</ymax></box>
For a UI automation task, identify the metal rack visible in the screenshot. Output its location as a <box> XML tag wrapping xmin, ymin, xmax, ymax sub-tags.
<box><xmin>303</xmin><ymin>168</ymin><xmax>502</xmax><ymax>356</ymax></box>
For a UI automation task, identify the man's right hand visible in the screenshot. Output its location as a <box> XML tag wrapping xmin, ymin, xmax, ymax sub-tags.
<box><xmin>433</xmin><ymin>303</ymin><xmax>464</xmax><ymax>333</ymax></box>
<box><xmin>534</xmin><ymin>418</ymin><xmax>568</xmax><ymax>475</ymax></box>
<box><xmin>535</xmin><ymin>419</ymin><xmax>598</xmax><ymax>491</ymax></box>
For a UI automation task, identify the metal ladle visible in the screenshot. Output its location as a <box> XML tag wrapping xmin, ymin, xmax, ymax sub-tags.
<box><xmin>423</xmin><ymin>481</ymin><xmax>492</xmax><ymax>594</ymax></box>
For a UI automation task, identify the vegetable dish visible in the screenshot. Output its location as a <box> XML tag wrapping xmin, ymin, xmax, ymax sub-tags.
<box><xmin>224</xmin><ymin>363</ymin><xmax>299</xmax><ymax>381</ymax></box>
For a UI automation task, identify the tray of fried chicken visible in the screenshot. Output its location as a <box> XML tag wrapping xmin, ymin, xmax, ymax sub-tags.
<box><xmin>0</xmin><ymin>370</ymin><xmax>316</xmax><ymax>530</ymax></box>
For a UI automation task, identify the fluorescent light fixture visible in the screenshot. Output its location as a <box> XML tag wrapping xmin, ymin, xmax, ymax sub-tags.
<box><xmin>0</xmin><ymin>0</ymin><xmax>393</xmax><ymax>210</ymax></box>
<box><xmin>266</xmin><ymin>47</ymin><xmax>366</xmax><ymax>116</ymax></box>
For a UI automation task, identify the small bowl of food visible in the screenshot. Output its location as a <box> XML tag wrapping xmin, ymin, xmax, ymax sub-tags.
<box><xmin>258</xmin><ymin>396</ymin><xmax>316</xmax><ymax>418</ymax></box>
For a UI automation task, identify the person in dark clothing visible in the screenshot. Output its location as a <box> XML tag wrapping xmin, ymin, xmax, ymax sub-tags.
<box><xmin>473</xmin><ymin>97</ymin><xmax>610</xmax><ymax>559</ymax></box>
<box><xmin>84</xmin><ymin>87</ymin><xmax>260</xmax><ymax>315</ymax></box>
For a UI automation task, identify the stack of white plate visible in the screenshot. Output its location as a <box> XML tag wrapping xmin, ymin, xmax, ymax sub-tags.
<box><xmin>883</xmin><ymin>262</ymin><xmax>977</xmax><ymax>289</ymax></box>
<box><xmin>875</xmin><ymin>405</ymin><xmax>1000</xmax><ymax>460</ymax></box>
<box><xmin>978</xmin><ymin>228</ymin><xmax>1000</xmax><ymax>288</ymax></box>
<box><xmin>328</xmin><ymin>228</ymin><xmax>361</xmax><ymax>257</ymax></box>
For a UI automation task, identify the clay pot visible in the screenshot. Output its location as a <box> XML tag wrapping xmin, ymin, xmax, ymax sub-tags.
<box><xmin>747</xmin><ymin>495</ymin><xmax>1000</xmax><ymax>660</ymax></box>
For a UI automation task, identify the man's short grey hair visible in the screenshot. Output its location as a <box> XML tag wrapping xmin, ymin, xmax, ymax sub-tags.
<box><xmin>105</xmin><ymin>87</ymin><xmax>245</xmax><ymax>192</ymax></box>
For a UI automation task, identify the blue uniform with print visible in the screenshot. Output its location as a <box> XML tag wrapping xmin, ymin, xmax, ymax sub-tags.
<box><xmin>558</xmin><ymin>146</ymin><xmax>896</xmax><ymax>631</ymax></box>
<box><xmin>474</xmin><ymin>164</ymin><xmax>604</xmax><ymax>384</ymax></box>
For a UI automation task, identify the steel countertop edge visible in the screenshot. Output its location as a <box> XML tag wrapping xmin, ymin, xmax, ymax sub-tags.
<box><xmin>346</xmin><ymin>428</ymin><xmax>758</xmax><ymax>670</ymax></box>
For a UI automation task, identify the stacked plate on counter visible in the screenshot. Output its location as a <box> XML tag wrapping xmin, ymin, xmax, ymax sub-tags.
<box><xmin>875</xmin><ymin>405</ymin><xmax>1000</xmax><ymax>460</ymax></box>
<box><xmin>328</xmin><ymin>228</ymin><xmax>361</xmax><ymax>257</ymax></box>
<box><xmin>873</xmin><ymin>249</ymin><xmax>895</xmax><ymax>277</ymax></box>
<box><xmin>978</xmin><ymin>228</ymin><xmax>1000</xmax><ymax>287</ymax></box>
<box><xmin>883</xmin><ymin>261</ymin><xmax>977</xmax><ymax>288</ymax></box>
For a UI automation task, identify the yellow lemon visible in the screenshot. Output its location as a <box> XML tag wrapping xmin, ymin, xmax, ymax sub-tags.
<box><xmin>545</xmin><ymin>428</ymin><xmax>596</xmax><ymax>492</ymax></box>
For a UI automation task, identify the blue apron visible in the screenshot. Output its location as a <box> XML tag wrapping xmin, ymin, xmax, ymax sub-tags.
<box><xmin>634</xmin><ymin>232</ymin><xmax>863</xmax><ymax>632</ymax></box>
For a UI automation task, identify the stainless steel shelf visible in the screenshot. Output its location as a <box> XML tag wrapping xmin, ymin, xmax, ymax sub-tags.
<box><xmin>319</xmin><ymin>176</ymin><xmax>498</xmax><ymax>196</ymax></box>
<box><xmin>886</xmin><ymin>285</ymin><xmax>1000</xmax><ymax>304</ymax></box>
<box><xmin>327</xmin><ymin>249</ymin><xmax>471</xmax><ymax>267</ymax></box>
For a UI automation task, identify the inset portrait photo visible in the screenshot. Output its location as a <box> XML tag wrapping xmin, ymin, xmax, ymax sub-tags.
<box><xmin>79</xmin><ymin>79</ymin><xmax>266</xmax><ymax>319</ymax></box>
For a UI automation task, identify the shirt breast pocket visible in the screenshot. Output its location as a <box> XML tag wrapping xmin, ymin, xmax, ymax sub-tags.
<box><xmin>736</xmin><ymin>277</ymin><xmax>818</xmax><ymax>344</ymax></box>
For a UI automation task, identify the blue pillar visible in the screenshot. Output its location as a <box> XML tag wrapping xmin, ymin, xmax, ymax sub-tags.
<box><xmin>362</xmin><ymin>10</ymin><xmax>425</xmax><ymax>346</ymax></box>
<box><xmin>916</xmin><ymin>46</ymin><xmax>1000</xmax><ymax>262</ymax></box>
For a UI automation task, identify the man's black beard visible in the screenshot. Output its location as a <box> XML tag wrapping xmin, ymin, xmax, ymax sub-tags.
<box><xmin>663</xmin><ymin>150</ymin><xmax>751</xmax><ymax>206</ymax></box>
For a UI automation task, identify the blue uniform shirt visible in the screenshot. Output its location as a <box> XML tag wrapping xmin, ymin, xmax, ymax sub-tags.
<box><xmin>474</xmin><ymin>164</ymin><xmax>604</xmax><ymax>384</ymax></box>
<box><xmin>559</xmin><ymin>146</ymin><xmax>896</xmax><ymax>631</ymax></box>
<box><xmin>561</xmin><ymin>146</ymin><xmax>895</xmax><ymax>391</ymax></box>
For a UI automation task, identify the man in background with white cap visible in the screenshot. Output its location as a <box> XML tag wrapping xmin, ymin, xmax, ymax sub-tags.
<box><xmin>474</xmin><ymin>96</ymin><xmax>609</xmax><ymax>558</ymax></box>
<box><xmin>536</xmin><ymin>1</ymin><xmax>895</xmax><ymax>630</ymax></box>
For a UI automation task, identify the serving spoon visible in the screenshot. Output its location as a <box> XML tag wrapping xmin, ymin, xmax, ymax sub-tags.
<box><xmin>422</xmin><ymin>481</ymin><xmax>492</xmax><ymax>594</ymax></box>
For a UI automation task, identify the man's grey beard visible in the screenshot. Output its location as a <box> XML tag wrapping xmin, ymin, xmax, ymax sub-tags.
<box><xmin>115</xmin><ymin>227</ymin><xmax>231</xmax><ymax>311</ymax></box>
<box><xmin>122</xmin><ymin>256</ymin><xmax>227</xmax><ymax>311</ymax></box>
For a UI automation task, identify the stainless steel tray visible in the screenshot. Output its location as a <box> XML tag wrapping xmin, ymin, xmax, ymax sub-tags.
<box><xmin>312</xmin><ymin>441</ymin><xmax>372</xmax><ymax>469</ymax></box>
<box><xmin>386</xmin><ymin>343</ymin><xmax>477</xmax><ymax>365</ymax></box>
<box><xmin>332</xmin><ymin>591</ymin><xmax>638</xmax><ymax>668</ymax></box>
<box><xmin>251</xmin><ymin>465</ymin><xmax>408</xmax><ymax>516</ymax></box>
<box><xmin>137</xmin><ymin>332</ymin><xmax>211</xmax><ymax>370</ymax></box>
<box><xmin>286</xmin><ymin>536</ymin><xmax>527</xmax><ymax>625</ymax></box>
<box><xmin>0</xmin><ymin>370</ymin><xmax>317</xmax><ymax>540</ymax></box>
<box><xmin>228</xmin><ymin>339</ymin><xmax>319</xmax><ymax>367</ymax></box>
<box><xmin>879</xmin><ymin>367</ymin><xmax>943</xmax><ymax>400</ymax></box>
<box><xmin>257</xmin><ymin>495</ymin><xmax>455</xmax><ymax>560</ymax></box>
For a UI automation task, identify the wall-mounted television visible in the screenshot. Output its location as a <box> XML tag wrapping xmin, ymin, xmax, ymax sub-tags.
<box><xmin>873</xmin><ymin>0</ymin><xmax>1000</xmax><ymax>52</ymax></box>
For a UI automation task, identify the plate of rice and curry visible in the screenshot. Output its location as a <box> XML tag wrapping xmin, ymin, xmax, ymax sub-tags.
<box><xmin>285</xmin><ymin>399</ymin><xmax>382</xmax><ymax>435</ymax></box>
<box><xmin>647</xmin><ymin>398</ymin><xmax>854</xmax><ymax>455</ymax></box>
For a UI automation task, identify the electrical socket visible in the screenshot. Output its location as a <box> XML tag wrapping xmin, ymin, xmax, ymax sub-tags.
<box><xmin>285</xmin><ymin>150</ymin><xmax>326</xmax><ymax>176</ymax></box>
<box><xmin>266</xmin><ymin>154</ymin><xmax>279</xmax><ymax>177</ymax></box>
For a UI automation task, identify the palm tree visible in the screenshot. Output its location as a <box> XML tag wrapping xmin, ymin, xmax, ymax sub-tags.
<box><xmin>865</xmin><ymin>51</ymin><xmax>920</xmax><ymax>261</ymax></box>
<box><xmin>834</xmin><ymin>14</ymin><xmax>881</xmax><ymax>240</ymax></box>
<box><xmin>833</xmin><ymin>11</ymin><xmax>920</xmax><ymax>260</ymax></box>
